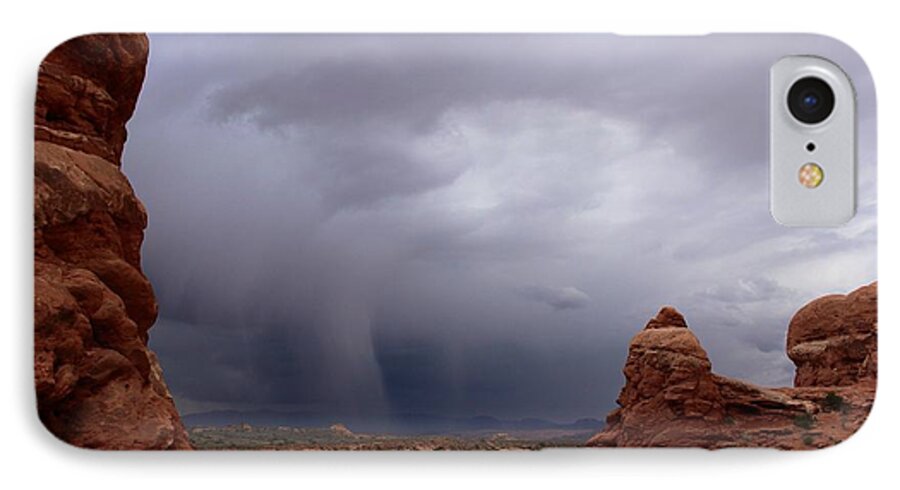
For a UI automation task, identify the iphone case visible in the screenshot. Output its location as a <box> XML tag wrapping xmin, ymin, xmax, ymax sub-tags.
<box><xmin>33</xmin><ymin>33</ymin><xmax>876</xmax><ymax>450</ymax></box>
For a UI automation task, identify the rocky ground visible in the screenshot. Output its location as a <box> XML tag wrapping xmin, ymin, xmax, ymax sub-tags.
<box><xmin>188</xmin><ymin>424</ymin><xmax>596</xmax><ymax>450</ymax></box>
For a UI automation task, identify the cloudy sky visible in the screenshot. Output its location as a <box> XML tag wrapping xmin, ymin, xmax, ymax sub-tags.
<box><xmin>122</xmin><ymin>34</ymin><xmax>876</xmax><ymax>422</ymax></box>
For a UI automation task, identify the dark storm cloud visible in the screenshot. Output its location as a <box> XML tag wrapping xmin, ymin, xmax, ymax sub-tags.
<box><xmin>123</xmin><ymin>34</ymin><xmax>876</xmax><ymax>421</ymax></box>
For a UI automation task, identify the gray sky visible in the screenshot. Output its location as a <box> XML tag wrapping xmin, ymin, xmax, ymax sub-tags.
<box><xmin>122</xmin><ymin>34</ymin><xmax>876</xmax><ymax>422</ymax></box>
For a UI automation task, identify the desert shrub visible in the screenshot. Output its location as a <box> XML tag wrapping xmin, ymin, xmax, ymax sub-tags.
<box><xmin>793</xmin><ymin>413</ymin><xmax>815</xmax><ymax>430</ymax></box>
<box><xmin>822</xmin><ymin>392</ymin><xmax>847</xmax><ymax>413</ymax></box>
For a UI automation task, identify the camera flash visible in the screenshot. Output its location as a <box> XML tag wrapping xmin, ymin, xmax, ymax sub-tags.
<box><xmin>798</xmin><ymin>162</ymin><xmax>824</xmax><ymax>188</ymax></box>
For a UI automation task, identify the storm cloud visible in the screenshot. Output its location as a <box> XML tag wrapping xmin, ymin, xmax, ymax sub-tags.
<box><xmin>122</xmin><ymin>34</ymin><xmax>876</xmax><ymax>422</ymax></box>
<box><xmin>517</xmin><ymin>285</ymin><xmax>591</xmax><ymax>311</ymax></box>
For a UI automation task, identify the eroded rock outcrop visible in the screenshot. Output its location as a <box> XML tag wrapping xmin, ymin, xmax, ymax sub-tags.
<box><xmin>788</xmin><ymin>284</ymin><xmax>877</xmax><ymax>388</ymax></box>
<box><xmin>34</xmin><ymin>34</ymin><xmax>190</xmax><ymax>449</ymax></box>
<box><xmin>588</xmin><ymin>283</ymin><xmax>876</xmax><ymax>449</ymax></box>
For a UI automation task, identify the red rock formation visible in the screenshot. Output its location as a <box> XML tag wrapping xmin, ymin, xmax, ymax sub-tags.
<box><xmin>588</xmin><ymin>283</ymin><xmax>876</xmax><ymax>449</ymax></box>
<box><xmin>34</xmin><ymin>34</ymin><xmax>191</xmax><ymax>449</ymax></box>
<box><xmin>788</xmin><ymin>284</ymin><xmax>877</xmax><ymax>388</ymax></box>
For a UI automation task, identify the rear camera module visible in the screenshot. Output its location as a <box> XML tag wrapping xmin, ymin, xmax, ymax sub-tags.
<box><xmin>788</xmin><ymin>77</ymin><xmax>835</xmax><ymax>124</ymax></box>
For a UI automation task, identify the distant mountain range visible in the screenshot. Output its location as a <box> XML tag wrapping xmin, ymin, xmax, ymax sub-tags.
<box><xmin>182</xmin><ymin>410</ymin><xmax>603</xmax><ymax>435</ymax></box>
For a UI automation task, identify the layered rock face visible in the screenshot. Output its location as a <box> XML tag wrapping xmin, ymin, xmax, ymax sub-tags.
<box><xmin>589</xmin><ymin>283</ymin><xmax>876</xmax><ymax>449</ymax></box>
<box><xmin>788</xmin><ymin>284</ymin><xmax>877</xmax><ymax>388</ymax></box>
<box><xmin>34</xmin><ymin>34</ymin><xmax>190</xmax><ymax>449</ymax></box>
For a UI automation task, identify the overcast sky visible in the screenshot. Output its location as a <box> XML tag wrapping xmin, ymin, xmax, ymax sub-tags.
<box><xmin>122</xmin><ymin>34</ymin><xmax>876</xmax><ymax>422</ymax></box>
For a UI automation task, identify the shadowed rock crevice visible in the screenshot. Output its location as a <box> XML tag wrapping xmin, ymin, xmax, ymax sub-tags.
<box><xmin>34</xmin><ymin>34</ymin><xmax>190</xmax><ymax>449</ymax></box>
<box><xmin>588</xmin><ymin>283</ymin><xmax>876</xmax><ymax>449</ymax></box>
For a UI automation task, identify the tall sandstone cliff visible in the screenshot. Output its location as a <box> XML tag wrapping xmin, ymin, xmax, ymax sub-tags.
<box><xmin>34</xmin><ymin>34</ymin><xmax>190</xmax><ymax>449</ymax></box>
<box><xmin>588</xmin><ymin>283</ymin><xmax>876</xmax><ymax>449</ymax></box>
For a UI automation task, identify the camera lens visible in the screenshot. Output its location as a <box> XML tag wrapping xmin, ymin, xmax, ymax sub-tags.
<box><xmin>787</xmin><ymin>77</ymin><xmax>835</xmax><ymax>124</ymax></box>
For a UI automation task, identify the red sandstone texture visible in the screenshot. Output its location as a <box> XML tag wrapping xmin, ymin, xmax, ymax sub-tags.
<box><xmin>34</xmin><ymin>34</ymin><xmax>190</xmax><ymax>449</ymax></box>
<box><xmin>588</xmin><ymin>283</ymin><xmax>876</xmax><ymax>449</ymax></box>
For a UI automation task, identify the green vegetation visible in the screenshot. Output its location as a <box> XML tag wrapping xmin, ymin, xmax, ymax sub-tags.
<box><xmin>802</xmin><ymin>434</ymin><xmax>814</xmax><ymax>446</ymax></box>
<box><xmin>822</xmin><ymin>392</ymin><xmax>847</xmax><ymax>413</ymax></box>
<box><xmin>793</xmin><ymin>413</ymin><xmax>815</xmax><ymax>430</ymax></box>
